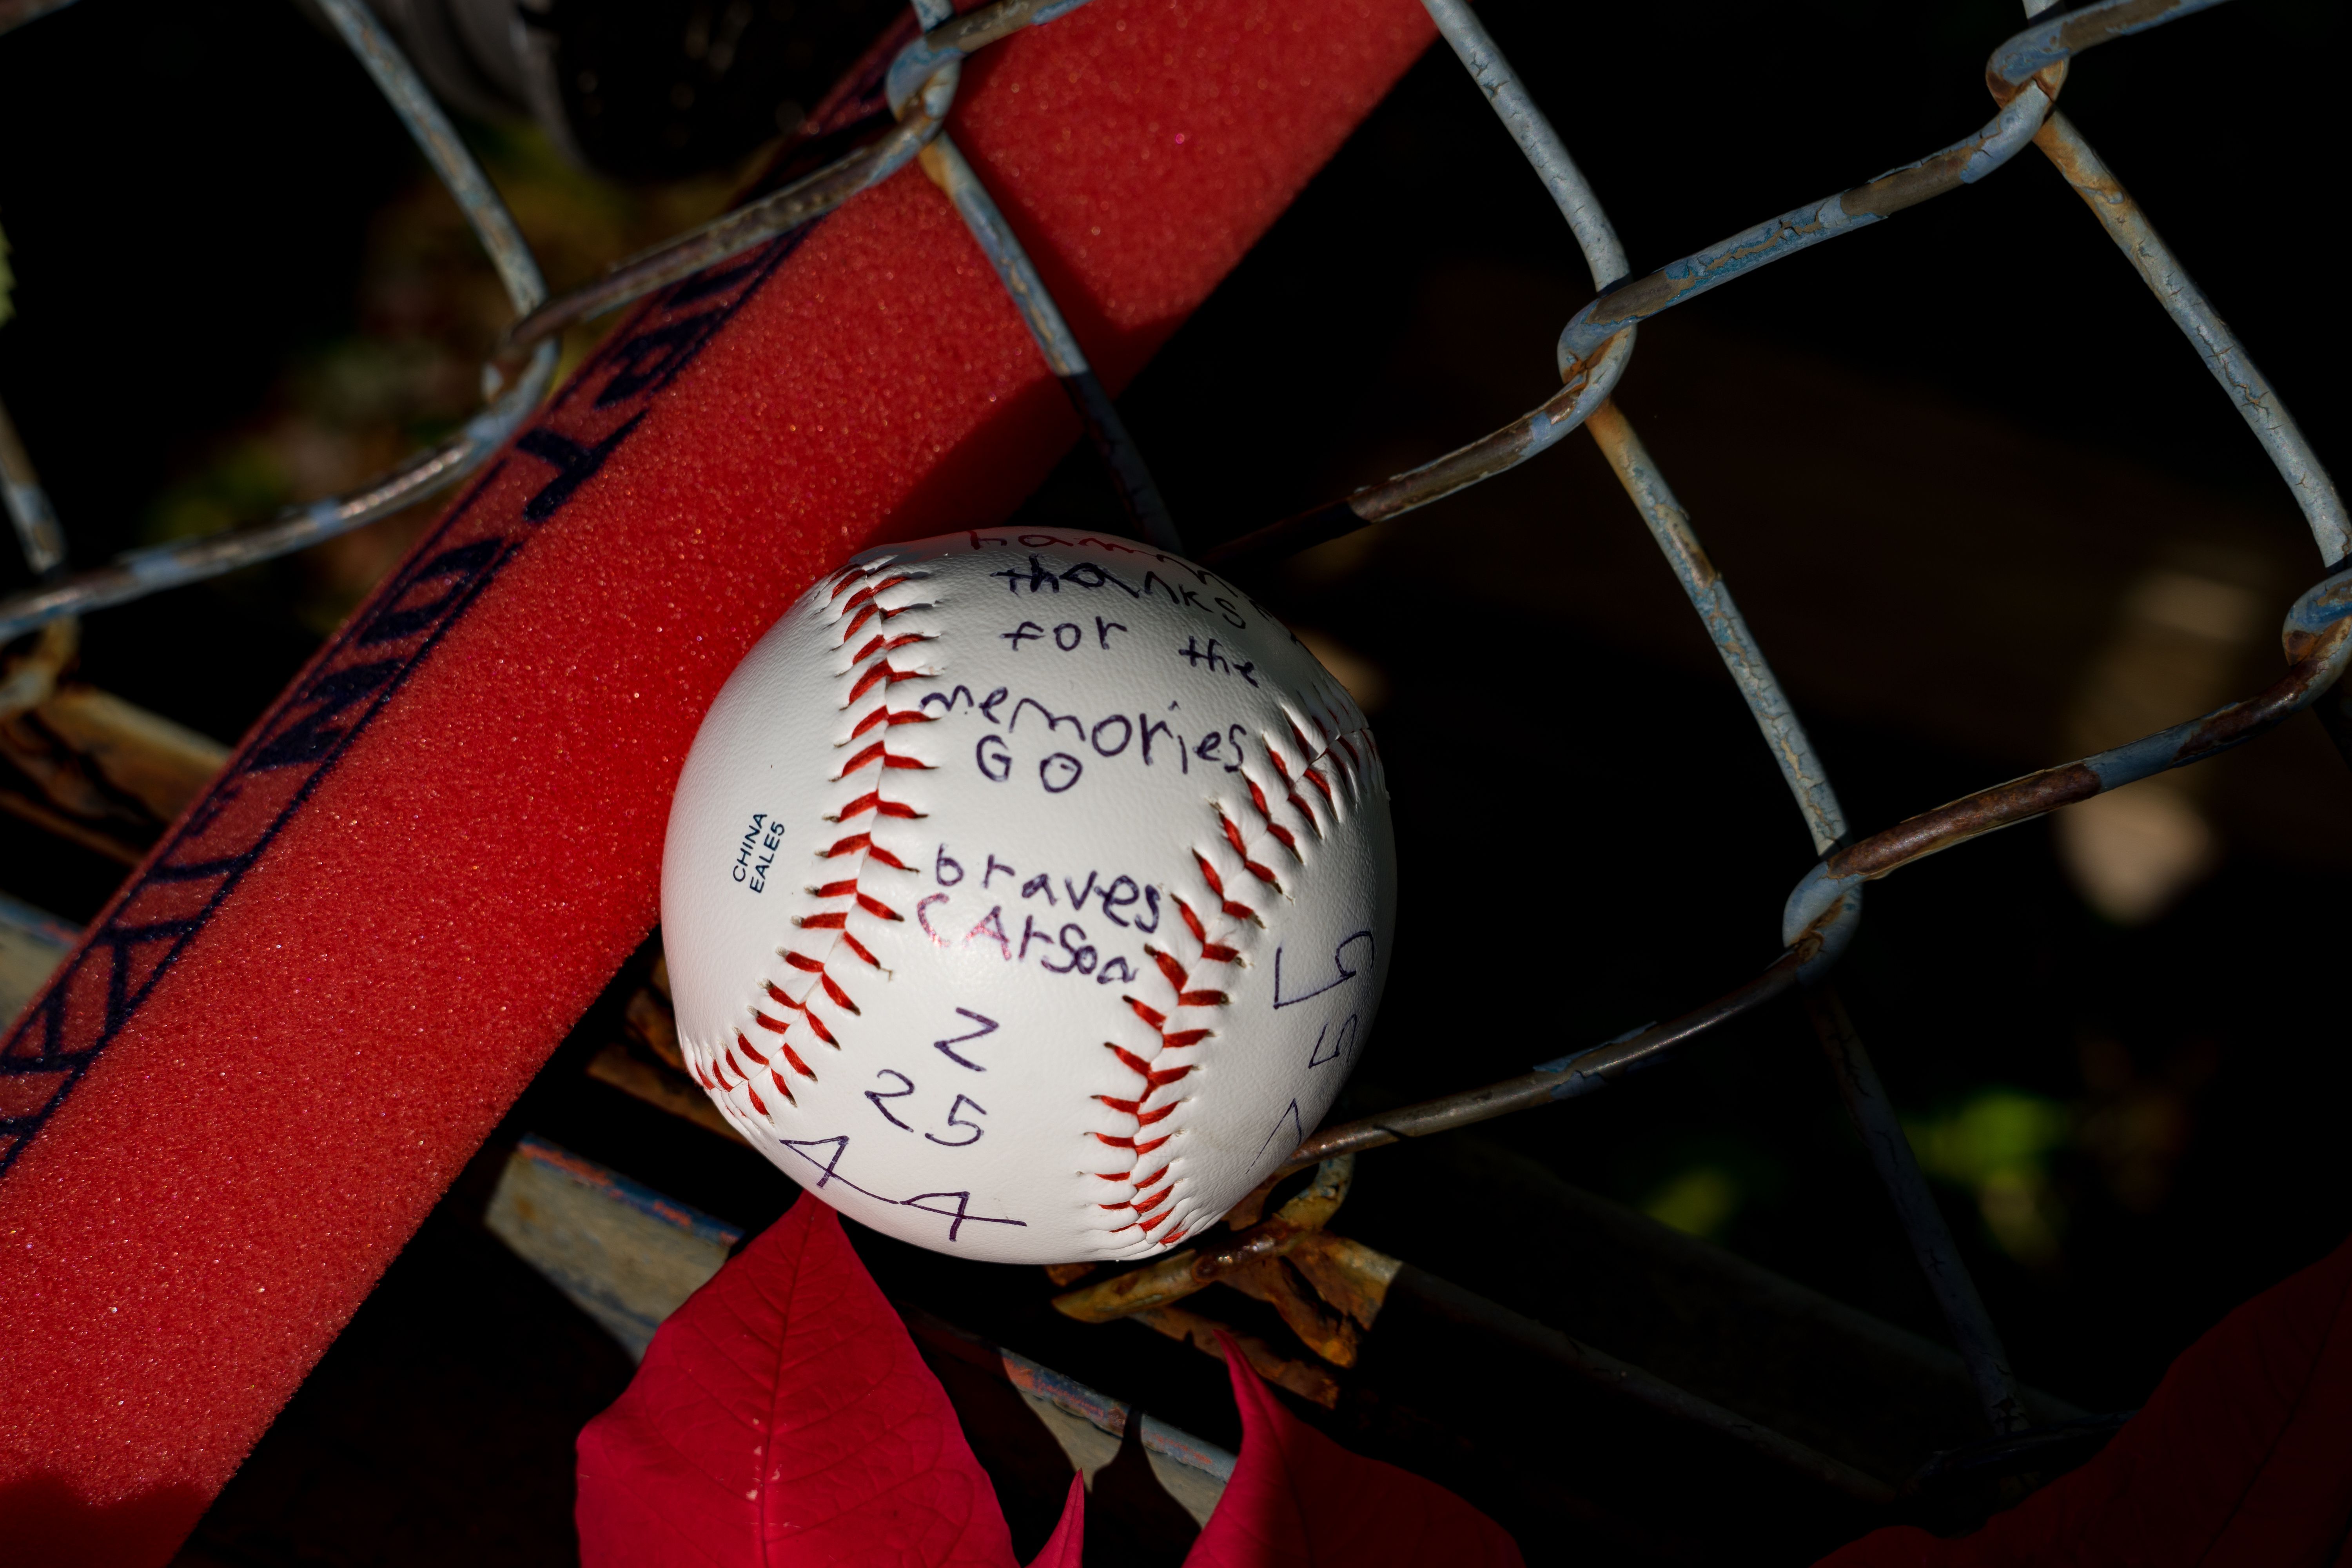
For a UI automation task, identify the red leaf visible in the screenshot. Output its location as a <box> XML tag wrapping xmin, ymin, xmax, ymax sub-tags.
<box><xmin>1184</xmin><ymin>1333</ymin><xmax>1524</xmax><ymax>1568</ymax></box>
<box><xmin>1027</xmin><ymin>1475</ymin><xmax>1087</xmax><ymax>1568</ymax></box>
<box><xmin>575</xmin><ymin>1198</ymin><xmax>1019</xmax><ymax>1568</ymax></box>
<box><xmin>1816</xmin><ymin>1234</ymin><xmax>2352</xmax><ymax>1566</ymax></box>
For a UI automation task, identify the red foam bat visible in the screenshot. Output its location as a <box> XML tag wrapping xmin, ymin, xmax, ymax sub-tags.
<box><xmin>576</xmin><ymin>1196</ymin><xmax>1526</xmax><ymax>1566</ymax></box>
<box><xmin>0</xmin><ymin>1</ymin><xmax>1437</xmax><ymax>1554</ymax></box>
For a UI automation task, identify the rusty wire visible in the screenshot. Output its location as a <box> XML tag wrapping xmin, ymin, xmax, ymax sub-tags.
<box><xmin>1245</xmin><ymin>0</ymin><xmax>2344</xmax><ymax>1443</ymax></box>
<box><xmin>1011</xmin><ymin>0</ymin><xmax>2341</xmax><ymax>1451</ymax></box>
<box><xmin>0</xmin><ymin>0</ymin><xmax>555</xmax><ymax>643</ymax></box>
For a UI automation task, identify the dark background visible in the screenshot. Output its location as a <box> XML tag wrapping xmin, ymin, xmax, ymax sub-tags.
<box><xmin>3</xmin><ymin>0</ymin><xmax>2347</xmax><ymax>1561</ymax></box>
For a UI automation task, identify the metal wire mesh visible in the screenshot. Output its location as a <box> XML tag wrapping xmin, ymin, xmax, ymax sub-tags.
<box><xmin>4</xmin><ymin>0</ymin><xmax>2345</xmax><ymax>1480</ymax></box>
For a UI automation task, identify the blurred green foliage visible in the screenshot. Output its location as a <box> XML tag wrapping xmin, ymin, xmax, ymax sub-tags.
<box><xmin>1643</xmin><ymin>1165</ymin><xmax>1743</xmax><ymax>1241</ymax></box>
<box><xmin>1907</xmin><ymin>1090</ymin><xmax>2072</xmax><ymax>1266</ymax></box>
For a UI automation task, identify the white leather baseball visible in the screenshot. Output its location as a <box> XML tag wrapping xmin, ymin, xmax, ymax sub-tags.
<box><xmin>661</xmin><ymin>529</ymin><xmax>1396</xmax><ymax>1263</ymax></box>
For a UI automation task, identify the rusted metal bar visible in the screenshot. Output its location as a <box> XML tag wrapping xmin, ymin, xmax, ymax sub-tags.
<box><xmin>0</xmin><ymin>0</ymin><xmax>74</xmax><ymax>38</ymax></box>
<box><xmin>1809</xmin><ymin>985</ymin><xmax>2028</xmax><ymax>1438</ymax></box>
<box><xmin>0</xmin><ymin>0</ymin><xmax>560</xmax><ymax>644</ymax></box>
<box><xmin>1555</xmin><ymin>0</ymin><xmax>2237</xmax><ymax>369</ymax></box>
<box><xmin>1390</xmin><ymin>1263</ymin><xmax>1898</xmax><ymax>1505</ymax></box>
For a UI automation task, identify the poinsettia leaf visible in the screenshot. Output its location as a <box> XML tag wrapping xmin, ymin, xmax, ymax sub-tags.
<box><xmin>1027</xmin><ymin>1473</ymin><xmax>1087</xmax><ymax>1568</ymax></box>
<box><xmin>576</xmin><ymin>1196</ymin><xmax>1020</xmax><ymax>1568</ymax></box>
<box><xmin>1183</xmin><ymin>1332</ymin><xmax>1524</xmax><ymax>1568</ymax></box>
<box><xmin>1815</xmin><ymin>1235</ymin><xmax>2352</xmax><ymax>1566</ymax></box>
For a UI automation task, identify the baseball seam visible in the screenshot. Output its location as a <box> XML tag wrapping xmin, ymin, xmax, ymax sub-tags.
<box><xmin>695</xmin><ymin>558</ymin><xmax>937</xmax><ymax>1123</ymax></box>
<box><xmin>1092</xmin><ymin>695</ymin><xmax>1379</xmax><ymax>1249</ymax></box>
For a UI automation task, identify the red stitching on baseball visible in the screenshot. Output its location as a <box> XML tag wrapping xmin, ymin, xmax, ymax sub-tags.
<box><xmin>848</xmin><ymin>660</ymin><xmax>924</xmax><ymax>704</ymax></box>
<box><xmin>849</xmin><ymin>631</ymin><xmax>929</xmax><ymax>663</ymax></box>
<box><xmin>735</xmin><ymin>1032</ymin><xmax>769</xmax><ymax>1067</ymax></box>
<box><xmin>1191</xmin><ymin>853</ymin><xmax>1259</xmax><ymax>922</ymax></box>
<box><xmin>1092</xmin><ymin>1131</ymin><xmax>1171</xmax><ymax>1154</ymax></box>
<box><xmin>833</xmin><ymin>572</ymin><xmax>910</xmax><ymax>605</ymax></box>
<box><xmin>848</xmin><ymin>706</ymin><xmax>931</xmax><ymax>739</ymax></box>
<box><xmin>744</xmin><ymin>561</ymin><xmax>938</xmax><ymax>1116</ymax></box>
<box><xmin>1285</xmin><ymin>792</ymin><xmax>1322</xmax><ymax>838</ymax></box>
<box><xmin>1103</xmin><ymin>1044</ymin><xmax>1194</xmax><ymax>1089</ymax></box>
<box><xmin>831</xmin><ymin>791</ymin><xmax>924</xmax><ymax>822</ymax></box>
<box><xmin>1090</xmin><ymin>713</ymin><xmax>1374</xmax><ymax>1247</ymax></box>
<box><xmin>835</xmin><ymin>740</ymin><xmax>926</xmax><ymax>778</ymax></box>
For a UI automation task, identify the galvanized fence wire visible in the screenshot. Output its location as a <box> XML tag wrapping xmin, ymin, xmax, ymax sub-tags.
<box><xmin>1273</xmin><ymin>0</ymin><xmax>2351</xmax><ymax>1443</ymax></box>
<box><xmin>3</xmin><ymin>0</ymin><xmax>2347</xmax><ymax>1463</ymax></box>
<box><xmin>0</xmin><ymin>0</ymin><xmax>559</xmax><ymax>643</ymax></box>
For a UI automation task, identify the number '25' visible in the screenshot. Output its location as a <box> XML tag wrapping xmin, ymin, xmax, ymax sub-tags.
<box><xmin>866</xmin><ymin>1070</ymin><xmax>987</xmax><ymax>1147</ymax></box>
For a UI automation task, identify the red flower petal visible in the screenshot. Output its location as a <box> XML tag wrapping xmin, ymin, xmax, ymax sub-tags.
<box><xmin>1027</xmin><ymin>1474</ymin><xmax>1087</xmax><ymax>1568</ymax></box>
<box><xmin>575</xmin><ymin>1198</ymin><xmax>1019</xmax><ymax>1568</ymax></box>
<box><xmin>1183</xmin><ymin>1333</ymin><xmax>1524</xmax><ymax>1568</ymax></box>
<box><xmin>1815</xmin><ymin>1235</ymin><xmax>2352</xmax><ymax>1566</ymax></box>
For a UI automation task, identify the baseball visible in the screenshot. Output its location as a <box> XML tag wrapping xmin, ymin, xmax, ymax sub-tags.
<box><xmin>661</xmin><ymin>529</ymin><xmax>1397</xmax><ymax>1263</ymax></box>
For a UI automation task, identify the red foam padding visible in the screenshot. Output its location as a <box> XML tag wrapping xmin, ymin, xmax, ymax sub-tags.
<box><xmin>0</xmin><ymin>2</ymin><xmax>1434</xmax><ymax>1558</ymax></box>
